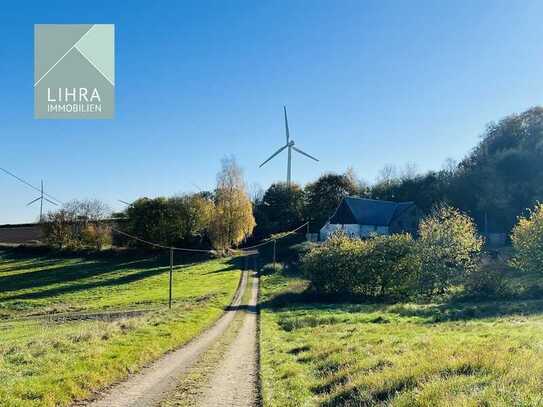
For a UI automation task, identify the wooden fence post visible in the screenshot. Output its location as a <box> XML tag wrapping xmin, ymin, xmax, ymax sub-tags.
<box><xmin>169</xmin><ymin>248</ymin><xmax>173</xmax><ymax>309</ymax></box>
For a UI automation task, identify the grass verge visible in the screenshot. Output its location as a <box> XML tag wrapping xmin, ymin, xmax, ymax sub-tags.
<box><xmin>0</xmin><ymin>250</ymin><xmax>241</xmax><ymax>406</ymax></box>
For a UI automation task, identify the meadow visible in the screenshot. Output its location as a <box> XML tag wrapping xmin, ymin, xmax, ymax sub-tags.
<box><xmin>0</xmin><ymin>249</ymin><xmax>241</xmax><ymax>406</ymax></box>
<box><xmin>260</xmin><ymin>268</ymin><xmax>543</xmax><ymax>406</ymax></box>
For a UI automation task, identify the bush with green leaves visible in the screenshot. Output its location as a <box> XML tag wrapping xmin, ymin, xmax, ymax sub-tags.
<box><xmin>260</xmin><ymin>262</ymin><xmax>285</xmax><ymax>275</ymax></box>
<box><xmin>367</xmin><ymin>233</ymin><xmax>420</xmax><ymax>297</ymax></box>
<box><xmin>417</xmin><ymin>205</ymin><xmax>483</xmax><ymax>295</ymax></box>
<box><xmin>301</xmin><ymin>232</ymin><xmax>418</xmax><ymax>298</ymax></box>
<box><xmin>511</xmin><ymin>202</ymin><xmax>543</xmax><ymax>274</ymax></box>
<box><xmin>302</xmin><ymin>205</ymin><xmax>484</xmax><ymax>300</ymax></box>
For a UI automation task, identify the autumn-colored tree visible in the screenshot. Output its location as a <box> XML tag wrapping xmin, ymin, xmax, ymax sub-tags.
<box><xmin>209</xmin><ymin>157</ymin><xmax>256</xmax><ymax>250</ymax></box>
<box><xmin>511</xmin><ymin>202</ymin><xmax>543</xmax><ymax>274</ymax></box>
<box><xmin>42</xmin><ymin>199</ymin><xmax>112</xmax><ymax>249</ymax></box>
<box><xmin>417</xmin><ymin>205</ymin><xmax>483</xmax><ymax>294</ymax></box>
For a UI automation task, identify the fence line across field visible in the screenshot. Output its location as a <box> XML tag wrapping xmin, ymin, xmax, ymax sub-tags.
<box><xmin>109</xmin><ymin>221</ymin><xmax>309</xmax><ymax>254</ymax></box>
<box><xmin>0</xmin><ymin>166</ymin><xmax>310</xmax><ymax>308</ymax></box>
<box><xmin>110</xmin><ymin>222</ymin><xmax>309</xmax><ymax>308</ymax></box>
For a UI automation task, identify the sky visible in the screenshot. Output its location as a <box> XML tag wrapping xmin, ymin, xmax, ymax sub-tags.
<box><xmin>1</xmin><ymin>0</ymin><xmax>543</xmax><ymax>224</ymax></box>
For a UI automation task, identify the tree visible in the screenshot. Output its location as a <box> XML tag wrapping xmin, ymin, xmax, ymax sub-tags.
<box><xmin>42</xmin><ymin>199</ymin><xmax>112</xmax><ymax>249</ymax></box>
<box><xmin>81</xmin><ymin>223</ymin><xmax>112</xmax><ymax>250</ymax></box>
<box><xmin>208</xmin><ymin>156</ymin><xmax>256</xmax><ymax>250</ymax></box>
<box><xmin>125</xmin><ymin>197</ymin><xmax>171</xmax><ymax>245</ymax></box>
<box><xmin>42</xmin><ymin>209</ymin><xmax>77</xmax><ymax>248</ymax></box>
<box><xmin>124</xmin><ymin>194</ymin><xmax>214</xmax><ymax>247</ymax></box>
<box><xmin>64</xmin><ymin>199</ymin><xmax>110</xmax><ymax>221</ymax></box>
<box><xmin>304</xmin><ymin>172</ymin><xmax>361</xmax><ymax>231</ymax></box>
<box><xmin>364</xmin><ymin>107</ymin><xmax>543</xmax><ymax>234</ymax></box>
<box><xmin>171</xmin><ymin>194</ymin><xmax>214</xmax><ymax>244</ymax></box>
<box><xmin>511</xmin><ymin>202</ymin><xmax>543</xmax><ymax>274</ymax></box>
<box><xmin>253</xmin><ymin>182</ymin><xmax>305</xmax><ymax>238</ymax></box>
<box><xmin>370</xmin><ymin>170</ymin><xmax>452</xmax><ymax>214</ymax></box>
<box><xmin>417</xmin><ymin>205</ymin><xmax>483</xmax><ymax>295</ymax></box>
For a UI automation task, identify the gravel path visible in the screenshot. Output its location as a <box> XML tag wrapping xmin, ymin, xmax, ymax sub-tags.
<box><xmin>84</xmin><ymin>270</ymin><xmax>249</xmax><ymax>407</ymax></box>
<box><xmin>197</xmin><ymin>273</ymin><xmax>259</xmax><ymax>407</ymax></box>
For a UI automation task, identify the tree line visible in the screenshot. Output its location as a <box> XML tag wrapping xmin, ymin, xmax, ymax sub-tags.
<box><xmin>42</xmin><ymin>106</ymin><xmax>543</xmax><ymax>250</ymax></box>
<box><xmin>256</xmin><ymin>107</ymin><xmax>543</xmax><ymax>237</ymax></box>
<box><xmin>370</xmin><ymin>107</ymin><xmax>543</xmax><ymax>233</ymax></box>
<box><xmin>43</xmin><ymin>157</ymin><xmax>256</xmax><ymax>252</ymax></box>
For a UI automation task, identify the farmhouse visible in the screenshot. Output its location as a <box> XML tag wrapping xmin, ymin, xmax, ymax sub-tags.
<box><xmin>320</xmin><ymin>197</ymin><xmax>420</xmax><ymax>240</ymax></box>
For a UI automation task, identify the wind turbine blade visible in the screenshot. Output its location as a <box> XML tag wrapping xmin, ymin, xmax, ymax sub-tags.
<box><xmin>292</xmin><ymin>146</ymin><xmax>319</xmax><ymax>162</ymax></box>
<box><xmin>26</xmin><ymin>197</ymin><xmax>41</xmax><ymax>206</ymax></box>
<box><xmin>259</xmin><ymin>144</ymin><xmax>288</xmax><ymax>168</ymax></box>
<box><xmin>118</xmin><ymin>199</ymin><xmax>131</xmax><ymax>206</ymax></box>
<box><xmin>44</xmin><ymin>198</ymin><xmax>58</xmax><ymax>206</ymax></box>
<box><xmin>284</xmin><ymin>106</ymin><xmax>290</xmax><ymax>144</ymax></box>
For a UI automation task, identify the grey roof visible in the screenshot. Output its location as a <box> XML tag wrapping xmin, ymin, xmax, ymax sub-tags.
<box><xmin>329</xmin><ymin>197</ymin><xmax>415</xmax><ymax>226</ymax></box>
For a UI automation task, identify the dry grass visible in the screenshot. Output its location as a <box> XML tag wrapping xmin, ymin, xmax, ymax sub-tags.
<box><xmin>260</xmin><ymin>270</ymin><xmax>543</xmax><ymax>406</ymax></box>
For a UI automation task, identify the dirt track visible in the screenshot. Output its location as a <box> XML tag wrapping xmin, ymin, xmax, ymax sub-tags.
<box><xmin>196</xmin><ymin>273</ymin><xmax>259</xmax><ymax>406</ymax></box>
<box><xmin>83</xmin><ymin>268</ymin><xmax>259</xmax><ymax>407</ymax></box>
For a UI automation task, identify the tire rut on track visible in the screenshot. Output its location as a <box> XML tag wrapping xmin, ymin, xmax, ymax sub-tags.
<box><xmin>80</xmin><ymin>269</ymin><xmax>250</xmax><ymax>407</ymax></box>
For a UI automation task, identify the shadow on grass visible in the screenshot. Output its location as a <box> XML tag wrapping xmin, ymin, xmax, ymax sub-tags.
<box><xmin>0</xmin><ymin>246</ymin><xmax>217</xmax><ymax>296</ymax></box>
<box><xmin>0</xmin><ymin>258</ymin><xmax>64</xmax><ymax>274</ymax></box>
<box><xmin>0</xmin><ymin>257</ymin><xmax>160</xmax><ymax>294</ymax></box>
<box><xmin>261</xmin><ymin>272</ymin><xmax>543</xmax><ymax>324</ymax></box>
<box><xmin>202</xmin><ymin>264</ymin><xmax>239</xmax><ymax>275</ymax></box>
<box><xmin>387</xmin><ymin>298</ymin><xmax>543</xmax><ymax>323</ymax></box>
<box><xmin>1</xmin><ymin>265</ymin><xmax>167</xmax><ymax>301</ymax></box>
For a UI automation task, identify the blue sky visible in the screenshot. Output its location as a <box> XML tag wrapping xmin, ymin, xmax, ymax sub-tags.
<box><xmin>1</xmin><ymin>1</ymin><xmax>542</xmax><ymax>223</ymax></box>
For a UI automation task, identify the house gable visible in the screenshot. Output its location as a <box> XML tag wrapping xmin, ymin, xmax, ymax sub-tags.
<box><xmin>328</xmin><ymin>199</ymin><xmax>358</xmax><ymax>224</ymax></box>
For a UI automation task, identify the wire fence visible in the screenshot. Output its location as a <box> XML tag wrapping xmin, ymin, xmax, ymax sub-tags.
<box><xmin>109</xmin><ymin>221</ymin><xmax>309</xmax><ymax>308</ymax></box>
<box><xmin>1</xmin><ymin>165</ymin><xmax>310</xmax><ymax>309</ymax></box>
<box><xmin>110</xmin><ymin>221</ymin><xmax>308</xmax><ymax>254</ymax></box>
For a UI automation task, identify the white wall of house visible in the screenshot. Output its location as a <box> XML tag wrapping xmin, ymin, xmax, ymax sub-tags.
<box><xmin>319</xmin><ymin>223</ymin><xmax>389</xmax><ymax>240</ymax></box>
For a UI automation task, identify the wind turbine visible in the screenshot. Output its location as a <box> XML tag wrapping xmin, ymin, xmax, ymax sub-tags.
<box><xmin>259</xmin><ymin>106</ymin><xmax>319</xmax><ymax>186</ymax></box>
<box><xmin>27</xmin><ymin>180</ymin><xmax>58</xmax><ymax>222</ymax></box>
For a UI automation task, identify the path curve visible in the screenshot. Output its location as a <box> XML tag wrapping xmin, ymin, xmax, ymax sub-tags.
<box><xmin>84</xmin><ymin>270</ymin><xmax>249</xmax><ymax>407</ymax></box>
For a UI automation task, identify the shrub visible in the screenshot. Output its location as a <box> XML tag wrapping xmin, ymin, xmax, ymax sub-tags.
<box><xmin>81</xmin><ymin>224</ymin><xmax>112</xmax><ymax>250</ymax></box>
<box><xmin>366</xmin><ymin>233</ymin><xmax>420</xmax><ymax>297</ymax></box>
<box><xmin>511</xmin><ymin>203</ymin><xmax>543</xmax><ymax>274</ymax></box>
<box><xmin>42</xmin><ymin>209</ymin><xmax>77</xmax><ymax>248</ymax></box>
<box><xmin>301</xmin><ymin>232</ymin><xmax>418</xmax><ymax>298</ymax></box>
<box><xmin>464</xmin><ymin>263</ymin><xmax>508</xmax><ymax>298</ymax></box>
<box><xmin>260</xmin><ymin>263</ymin><xmax>284</xmax><ymax>275</ymax></box>
<box><xmin>417</xmin><ymin>205</ymin><xmax>483</xmax><ymax>295</ymax></box>
<box><xmin>42</xmin><ymin>199</ymin><xmax>112</xmax><ymax>250</ymax></box>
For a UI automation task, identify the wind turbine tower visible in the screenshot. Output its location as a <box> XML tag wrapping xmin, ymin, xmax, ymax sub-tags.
<box><xmin>259</xmin><ymin>106</ymin><xmax>319</xmax><ymax>186</ymax></box>
<box><xmin>27</xmin><ymin>180</ymin><xmax>58</xmax><ymax>222</ymax></box>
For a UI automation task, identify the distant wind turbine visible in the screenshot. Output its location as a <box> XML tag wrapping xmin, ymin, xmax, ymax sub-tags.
<box><xmin>259</xmin><ymin>106</ymin><xmax>319</xmax><ymax>186</ymax></box>
<box><xmin>27</xmin><ymin>180</ymin><xmax>58</xmax><ymax>222</ymax></box>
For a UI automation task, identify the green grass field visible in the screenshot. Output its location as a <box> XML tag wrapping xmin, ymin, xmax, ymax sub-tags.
<box><xmin>260</xmin><ymin>269</ymin><xmax>543</xmax><ymax>406</ymax></box>
<box><xmin>0</xmin><ymin>249</ymin><xmax>241</xmax><ymax>407</ymax></box>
